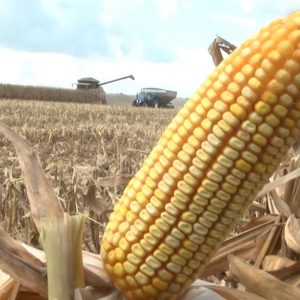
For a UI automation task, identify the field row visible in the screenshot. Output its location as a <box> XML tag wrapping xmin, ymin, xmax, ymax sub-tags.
<box><xmin>0</xmin><ymin>99</ymin><xmax>176</xmax><ymax>251</ymax></box>
<box><xmin>0</xmin><ymin>83</ymin><xmax>105</xmax><ymax>103</ymax></box>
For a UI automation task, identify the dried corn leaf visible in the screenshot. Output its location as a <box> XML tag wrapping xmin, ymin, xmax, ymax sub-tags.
<box><xmin>249</xmin><ymin>201</ymin><xmax>267</xmax><ymax>213</ymax></box>
<box><xmin>263</xmin><ymin>255</ymin><xmax>300</xmax><ymax>282</ymax></box>
<box><xmin>256</xmin><ymin>167</ymin><xmax>300</xmax><ymax>199</ymax></box>
<box><xmin>181</xmin><ymin>281</ymin><xmax>226</xmax><ymax>300</ymax></box>
<box><xmin>21</xmin><ymin>244</ymin><xmax>45</xmax><ymax>263</ymax></box>
<box><xmin>76</xmin><ymin>280</ymin><xmax>255</xmax><ymax>300</ymax></box>
<box><xmin>270</xmin><ymin>191</ymin><xmax>291</xmax><ymax>218</ymax></box>
<box><xmin>207</xmin><ymin>286</ymin><xmax>266</xmax><ymax>300</ymax></box>
<box><xmin>276</xmin><ymin>155</ymin><xmax>300</xmax><ymax>217</ymax></box>
<box><xmin>267</xmin><ymin>193</ymin><xmax>280</xmax><ymax>215</ymax></box>
<box><xmin>262</xmin><ymin>255</ymin><xmax>295</xmax><ymax>272</ymax></box>
<box><xmin>254</xmin><ymin>214</ymin><xmax>282</xmax><ymax>268</ymax></box>
<box><xmin>0</xmin><ymin>122</ymin><xmax>63</xmax><ymax>231</ymax></box>
<box><xmin>13</xmin><ymin>290</ymin><xmax>46</xmax><ymax>300</ymax></box>
<box><xmin>74</xmin><ymin>279</ymin><xmax>265</xmax><ymax>300</ymax></box>
<box><xmin>181</xmin><ymin>279</ymin><xmax>265</xmax><ymax>299</ymax></box>
<box><xmin>241</xmin><ymin>215</ymin><xmax>278</xmax><ymax>230</ymax></box>
<box><xmin>82</xmin><ymin>252</ymin><xmax>113</xmax><ymax>288</ymax></box>
<box><xmin>290</xmin><ymin>179</ymin><xmax>300</xmax><ymax>217</ymax></box>
<box><xmin>284</xmin><ymin>273</ymin><xmax>300</xmax><ymax>286</ymax></box>
<box><xmin>229</xmin><ymin>255</ymin><xmax>300</xmax><ymax>300</ymax></box>
<box><xmin>203</xmin><ymin>215</ymin><xmax>277</xmax><ymax>276</ymax></box>
<box><xmin>0</xmin><ymin>124</ymin><xmax>88</xmax><ymax>299</ymax></box>
<box><xmin>0</xmin><ymin>227</ymin><xmax>47</xmax><ymax>297</ymax></box>
<box><xmin>84</xmin><ymin>184</ymin><xmax>105</xmax><ymax>214</ymax></box>
<box><xmin>284</xmin><ymin>214</ymin><xmax>300</xmax><ymax>254</ymax></box>
<box><xmin>96</xmin><ymin>174</ymin><xmax>132</xmax><ymax>188</ymax></box>
<box><xmin>74</xmin><ymin>287</ymin><xmax>122</xmax><ymax>300</ymax></box>
<box><xmin>0</xmin><ymin>269</ymin><xmax>16</xmax><ymax>300</ymax></box>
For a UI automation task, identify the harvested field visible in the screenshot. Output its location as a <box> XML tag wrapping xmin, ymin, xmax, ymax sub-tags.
<box><xmin>1</xmin><ymin>98</ymin><xmax>300</xmax><ymax>299</ymax></box>
<box><xmin>0</xmin><ymin>99</ymin><xmax>177</xmax><ymax>252</ymax></box>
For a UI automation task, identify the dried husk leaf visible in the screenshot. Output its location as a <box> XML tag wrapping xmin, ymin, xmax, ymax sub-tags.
<box><xmin>254</xmin><ymin>214</ymin><xmax>282</xmax><ymax>268</ymax></box>
<box><xmin>0</xmin><ymin>227</ymin><xmax>47</xmax><ymax>297</ymax></box>
<box><xmin>262</xmin><ymin>255</ymin><xmax>295</xmax><ymax>272</ymax></box>
<box><xmin>242</xmin><ymin>215</ymin><xmax>278</xmax><ymax>230</ymax></box>
<box><xmin>289</xmin><ymin>179</ymin><xmax>300</xmax><ymax>217</ymax></box>
<box><xmin>256</xmin><ymin>167</ymin><xmax>300</xmax><ymax>199</ymax></box>
<box><xmin>267</xmin><ymin>193</ymin><xmax>280</xmax><ymax>215</ymax></box>
<box><xmin>284</xmin><ymin>273</ymin><xmax>300</xmax><ymax>286</ymax></box>
<box><xmin>207</xmin><ymin>286</ymin><xmax>266</xmax><ymax>300</ymax></box>
<box><xmin>249</xmin><ymin>200</ymin><xmax>267</xmax><ymax>213</ymax></box>
<box><xmin>275</xmin><ymin>155</ymin><xmax>300</xmax><ymax>217</ymax></box>
<box><xmin>203</xmin><ymin>215</ymin><xmax>278</xmax><ymax>276</ymax></box>
<box><xmin>181</xmin><ymin>281</ymin><xmax>226</xmax><ymax>300</ymax></box>
<box><xmin>0</xmin><ymin>269</ymin><xmax>16</xmax><ymax>300</ymax></box>
<box><xmin>8</xmin><ymin>290</ymin><xmax>46</xmax><ymax>300</ymax></box>
<box><xmin>229</xmin><ymin>255</ymin><xmax>300</xmax><ymax>300</ymax></box>
<box><xmin>181</xmin><ymin>279</ymin><xmax>265</xmax><ymax>299</ymax></box>
<box><xmin>74</xmin><ymin>287</ymin><xmax>122</xmax><ymax>300</ymax></box>
<box><xmin>284</xmin><ymin>214</ymin><xmax>300</xmax><ymax>254</ymax></box>
<box><xmin>82</xmin><ymin>252</ymin><xmax>113</xmax><ymax>288</ymax></box>
<box><xmin>269</xmin><ymin>191</ymin><xmax>291</xmax><ymax>218</ymax></box>
<box><xmin>263</xmin><ymin>258</ymin><xmax>300</xmax><ymax>282</ymax></box>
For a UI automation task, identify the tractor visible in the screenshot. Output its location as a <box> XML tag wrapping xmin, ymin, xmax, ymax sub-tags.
<box><xmin>132</xmin><ymin>88</ymin><xmax>177</xmax><ymax>108</ymax></box>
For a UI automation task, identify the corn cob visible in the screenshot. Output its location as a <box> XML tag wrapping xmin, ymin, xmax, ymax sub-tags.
<box><xmin>101</xmin><ymin>12</ymin><xmax>300</xmax><ymax>299</ymax></box>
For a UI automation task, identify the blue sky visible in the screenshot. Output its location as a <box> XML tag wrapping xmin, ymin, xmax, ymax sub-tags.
<box><xmin>0</xmin><ymin>0</ymin><xmax>299</xmax><ymax>97</ymax></box>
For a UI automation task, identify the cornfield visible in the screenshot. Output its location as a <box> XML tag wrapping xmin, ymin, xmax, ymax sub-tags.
<box><xmin>0</xmin><ymin>83</ymin><xmax>104</xmax><ymax>103</ymax></box>
<box><xmin>0</xmin><ymin>99</ymin><xmax>174</xmax><ymax>253</ymax></box>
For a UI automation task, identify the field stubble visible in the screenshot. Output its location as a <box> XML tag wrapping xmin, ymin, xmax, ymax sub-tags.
<box><xmin>0</xmin><ymin>99</ymin><xmax>176</xmax><ymax>252</ymax></box>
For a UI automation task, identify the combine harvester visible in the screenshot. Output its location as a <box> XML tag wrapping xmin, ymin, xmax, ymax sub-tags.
<box><xmin>76</xmin><ymin>75</ymin><xmax>135</xmax><ymax>104</ymax></box>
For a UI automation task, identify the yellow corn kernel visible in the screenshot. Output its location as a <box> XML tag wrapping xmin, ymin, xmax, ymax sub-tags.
<box><xmin>101</xmin><ymin>12</ymin><xmax>300</xmax><ymax>298</ymax></box>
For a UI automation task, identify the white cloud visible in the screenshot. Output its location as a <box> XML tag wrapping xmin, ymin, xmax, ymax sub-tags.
<box><xmin>239</xmin><ymin>0</ymin><xmax>256</xmax><ymax>13</ymax></box>
<box><xmin>4</xmin><ymin>0</ymin><xmax>298</xmax><ymax>102</ymax></box>
<box><xmin>100</xmin><ymin>0</ymin><xmax>141</xmax><ymax>27</ymax></box>
<box><xmin>212</xmin><ymin>13</ymin><xmax>257</xmax><ymax>28</ymax></box>
<box><xmin>0</xmin><ymin>45</ymin><xmax>214</xmax><ymax>98</ymax></box>
<box><xmin>182</xmin><ymin>0</ymin><xmax>191</xmax><ymax>10</ymax></box>
<box><xmin>0</xmin><ymin>47</ymin><xmax>80</xmax><ymax>87</ymax></box>
<box><xmin>99</xmin><ymin>0</ymin><xmax>116</xmax><ymax>27</ymax></box>
<box><xmin>229</xmin><ymin>0</ymin><xmax>257</xmax><ymax>13</ymax></box>
<box><xmin>230</xmin><ymin>0</ymin><xmax>299</xmax><ymax>15</ymax></box>
<box><xmin>156</xmin><ymin>0</ymin><xmax>178</xmax><ymax>20</ymax></box>
<box><xmin>40</xmin><ymin>0</ymin><xmax>64</xmax><ymax>19</ymax></box>
<box><xmin>278</xmin><ymin>0</ymin><xmax>300</xmax><ymax>14</ymax></box>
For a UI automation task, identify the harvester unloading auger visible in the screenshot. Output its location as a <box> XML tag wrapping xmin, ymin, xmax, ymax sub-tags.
<box><xmin>208</xmin><ymin>35</ymin><xmax>237</xmax><ymax>66</ymax></box>
<box><xmin>76</xmin><ymin>75</ymin><xmax>135</xmax><ymax>104</ymax></box>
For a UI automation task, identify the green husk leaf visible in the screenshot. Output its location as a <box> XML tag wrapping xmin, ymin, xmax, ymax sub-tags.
<box><xmin>41</xmin><ymin>213</ymin><xmax>86</xmax><ymax>300</ymax></box>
